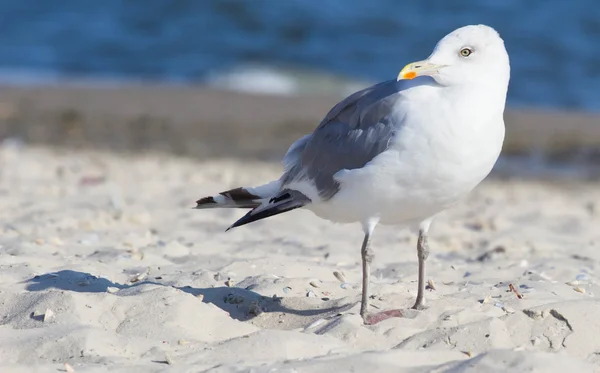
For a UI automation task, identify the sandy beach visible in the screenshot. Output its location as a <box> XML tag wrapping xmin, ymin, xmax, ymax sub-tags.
<box><xmin>0</xmin><ymin>142</ymin><xmax>598</xmax><ymax>372</ymax></box>
<box><xmin>1</xmin><ymin>85</ymin><xmax>600</xmax><ymax>162</ymax></box>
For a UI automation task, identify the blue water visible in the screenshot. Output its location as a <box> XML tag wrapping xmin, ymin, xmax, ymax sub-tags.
<box><xmin>1</xmin><ymin>0</ymin><xmax>599</xmax><ymax>110</ymax></box>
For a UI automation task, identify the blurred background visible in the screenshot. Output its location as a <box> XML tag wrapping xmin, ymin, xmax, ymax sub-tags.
<box><xmin>0</xmin><ymin>0</ymin><xmax>598</xmax><ymax>175</ymax></box>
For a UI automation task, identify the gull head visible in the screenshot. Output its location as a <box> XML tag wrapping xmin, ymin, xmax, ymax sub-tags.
<box><xmin>398</xmin><ymin>25</ymin><xmax>510</xmax><ymax>89</ymax></box>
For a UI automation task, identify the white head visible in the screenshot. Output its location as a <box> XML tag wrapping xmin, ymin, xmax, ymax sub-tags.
<box><xmin>398</xmin><ymin>25</ymin><xmax>510</xmax><ymax>91</ymax></box>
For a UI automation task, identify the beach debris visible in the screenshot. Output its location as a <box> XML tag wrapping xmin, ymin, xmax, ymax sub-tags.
<box><xmin>509</xmin><ymin>283</ymin><xmax>523</xmax><ymax>299</ymax></box>
<box><xmin>576</xmin><ymin>273</ymin><xmax>590</xmax><ymax>281</ymax></box>
<box><xmin>465</xmin><ymin>220</ymin><xmax>485</xmax><ymax>231</ymax></box>
<box><xmin>524</xmin><ymin>270</ymin><xmax>553</xmax><ymax>282</ymax></box>
<box><xmin>177</xmin><ymin>340</ymin><xmax>189</xmax><ymax>346</ymax></box>
<box><xmin>64</xmin><ymin>362</ymin><xmax>75</xmax><ymax>373</ymax></box>
<box><xmin>164</xmin><ymin>352</ymin><xmax>174</xmax><ymax>365</ymax></box>
<box><xmin>572</xmin><ymin>254</ymin><xmax>592</xmax><ymax>261</ymax></box>
<box><xmin>309</xmin><ymin>280</ymin><xmax>320</xmax><ymax>288</ymax></box>
<box><xmin>305</xmin><ymin>318</ymin><xmax>326</xmax><ymax>330</ymax></box>
<box><xmin>475</xmin><ymin>246</ymin><xmax>506</xmax><ymax>262</ymax></box>
<box><xmin>248</xmin><ymin>301</ymin><xmax>263</xmax><ymax>316</ymax></box>
<box><xmin>224</xmin><ymin>294</ymin><xmax>244</xmax><ymax>304</ymax></box>
<box><xmin>333</xmin><ymin>271</ymin><xmax>346</xmax><ymax>283</ymax></box>
<box><xmin>282</xmin><ymin>286</ymin><xmax>292</xmax><ymax>294</ymax></box>
<box><xmin>195</xmin><ymin>293</ymin><xmax>204</xmax><ymax>301</ymax></box>
<box><xmin>462</xmin><ymin>349</ymin><xmax>473</xmax><ymax>357</ymax></box>
<box><xmin>426</xmin><ymin>278</ymin><xmax>436</xmax><ymax>291</ymax></box>
<box><xmin>565</xmin><ymin>280</ymin><xmax>580</xmax><ymax>287</ymax></box>
<box><xmin>306</xmin><ymin>290</ymin><xmax>317</xmax><ymax>298</ymax></box>
<box><xmin>573</xmin><ymin>286</ymin><xmax>586</xmax><ymax>294</ymax></box>
<box><xmin>225</xmin><ymin>278</ymin><xmax>235</xmax><ymax>287</ymax></box>
<box><xmin>43</xmin><ymin>308</ymin><xmax>55</xmax><ymax>322</ymax></box>
<box><xmin>129</xmin><ymin>270</ymin><xmax>148</xmax><ymax>283</ymax></box>
<box><xmin>34</xmin><ymin>238</ymin><xmax>45</xmax><ymax>245</ymax></box>
<box><xmin>106</xmin><ymin>287</ymin><xmax>119</xmax><ymax>294</ymax></box>
<box><xmin>480</xmin><ymin>295</ymin><xmax>492</xmax><ymax>304</ymax></box>
<box><xmin>502</xmin><ymin>305</ymin><xmax>516</xmax><ymax>314</ymax></box>
<box><xmin>49</xmin><ymin>237</ymin><xmax>64</xmax><ymax>246</ymax></box>
<box><xmin>321</xmin><ymin>291</ymin><xmax>331</xmax><ymax>296</ymax></box>
<box><xmin>340</xmin><ymin>283</ymin><xmax>350</xmax><ymax>290</ymax></box>
<box><xmin>364</xmin><ymin>309</ymin><xmax>404</xmax><ymax>325</ymax></box>
<box><xmin>523</xmin><ymin>308</ymin><xmax>547</xmax><ymax>320</ymax></box>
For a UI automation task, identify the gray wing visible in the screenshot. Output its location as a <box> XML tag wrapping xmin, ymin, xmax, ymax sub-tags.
<box><xmin>282</xmin><ymin>79</ymin><xmax>408</xmax><ymax>200</ymax></box>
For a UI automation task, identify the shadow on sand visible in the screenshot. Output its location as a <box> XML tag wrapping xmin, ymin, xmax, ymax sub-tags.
<box><xmin>25</xmin><ymin>270</ymin><xmax>353</xmax><ymax>322</ymax></box>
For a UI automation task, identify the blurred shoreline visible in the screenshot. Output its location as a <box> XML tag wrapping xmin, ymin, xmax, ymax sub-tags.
<box><xmin>0</xmin><ymin>83</ymin><xmax>598</xmax><ymax>176</ymax></box>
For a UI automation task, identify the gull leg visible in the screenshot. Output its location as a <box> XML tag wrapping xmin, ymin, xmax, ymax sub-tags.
<box><xmin>359</xmin><ymin>231</ymin><xmax>373</xmax><ymax>319</ymax></box>
<box><xmin>412</xmin><ymin>220</ymin><xmax>432</xmax><ymax>310</ymax></box>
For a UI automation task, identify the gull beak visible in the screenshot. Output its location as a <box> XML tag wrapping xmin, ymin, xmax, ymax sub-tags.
<box><xmin>397</xmin><ymin>60</ymin><xmax>445</xmax><ymax>81</ymax></box>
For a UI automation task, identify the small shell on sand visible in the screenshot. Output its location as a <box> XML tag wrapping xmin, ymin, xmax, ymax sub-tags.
<box><xmin>426</xmin><ymin>279</ymin><xmax>436</xmax><ymax>291</ymax></box>
<box><xmin>195</xmin><ymin>293</ymin><xmax>204</xmax><ymax>301</ymax></box>
<box><xmin>106</xmin><ymin>287</ymin><xmax>119</xmax><ymax>294</ymax></box>
<box><xmin>573</xmin><ymin>286</ymin><xmax>586</xmax><ymax>294</ymax></box>
<box><xmin>306</xmin><ymin>290</ymin><xmax>317</xmax><ymax>298</ymax></box>
<box><xmin>309</xmin><ymin>281</ymin><xmax>320</xmax><ymax>288</ymax></box>
<box><xmin>225</xmin><ymin>278</ymin><xmax>235</xmax><ymax>287</ymax></box>
<box><xmin>178</xmin><ymin>340</ymin><xmax>189</xmax><ymax>345</ymax></box>
<box><xmin>43</xmin><ymin>308</ymin><xmax>55</xmax><ymax>322</ymax></box>
<box><xmin>333</xmin><ymin>271</ymin><xmax>346</xmax><ymax>283</ymax></box>
<box><xmin>64</xmin><ymin>363</ymin><xmax>75</xmax><ymax>373</ymax></box>
<box><xmin>129</xmin><ymin>271</ymin><xmax>148</xmax><ymax>283</ymax></box>
<box><xmin>164</xmin><ymin>352</ymin><xmax>174</xmax><ymax>365</ymax></box>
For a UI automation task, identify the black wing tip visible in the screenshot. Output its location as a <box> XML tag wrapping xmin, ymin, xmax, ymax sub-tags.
<box><xmin>195</xmin><ymin>196</ymin><xmax>217</xmax><ymax>208</ymax></box>
<box><xmin>225</xmin><ymin>196</ymin><xmax>308</xmax><ymax>232</ymax></box>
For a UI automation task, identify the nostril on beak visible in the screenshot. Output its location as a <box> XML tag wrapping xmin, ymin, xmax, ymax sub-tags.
<box><xmin>414</xmin><ymin>64</ymin><xmax>421</xmax><ymax>68</ymax></box>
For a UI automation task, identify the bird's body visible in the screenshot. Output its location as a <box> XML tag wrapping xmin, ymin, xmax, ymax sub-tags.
<box><xmin>195</xmin><ymin>24</ymin><xmax>510</xmax><ymax>324</ymax></box>
<box><xmin>297</xmin><ymin>82</ymin><xmax>505</xmax><ymax>226</ymax></box>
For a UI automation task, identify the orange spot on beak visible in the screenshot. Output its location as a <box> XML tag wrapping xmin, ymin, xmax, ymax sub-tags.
<box><xmin>403</xmin><ymin>71</ymin><xmax>417</xmax><ymax>80</ymax></box>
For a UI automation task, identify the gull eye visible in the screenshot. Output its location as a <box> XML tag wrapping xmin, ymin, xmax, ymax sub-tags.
<box><xmin>459</xmin><ymin>47</ymin><xmax>473</xmax><ymax>57</ymax></box>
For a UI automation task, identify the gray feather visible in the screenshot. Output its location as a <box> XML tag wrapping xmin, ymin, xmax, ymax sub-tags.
<box><xmin>282</xmin><ymin>79</ymin><xmax>409</xmax><ymax>200</ymax></box>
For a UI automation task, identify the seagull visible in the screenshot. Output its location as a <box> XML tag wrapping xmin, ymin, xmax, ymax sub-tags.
<box><xmin>195</xmin><ymin>24</ymin><xmax>510</xmax><ymax>325</ymax></box>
